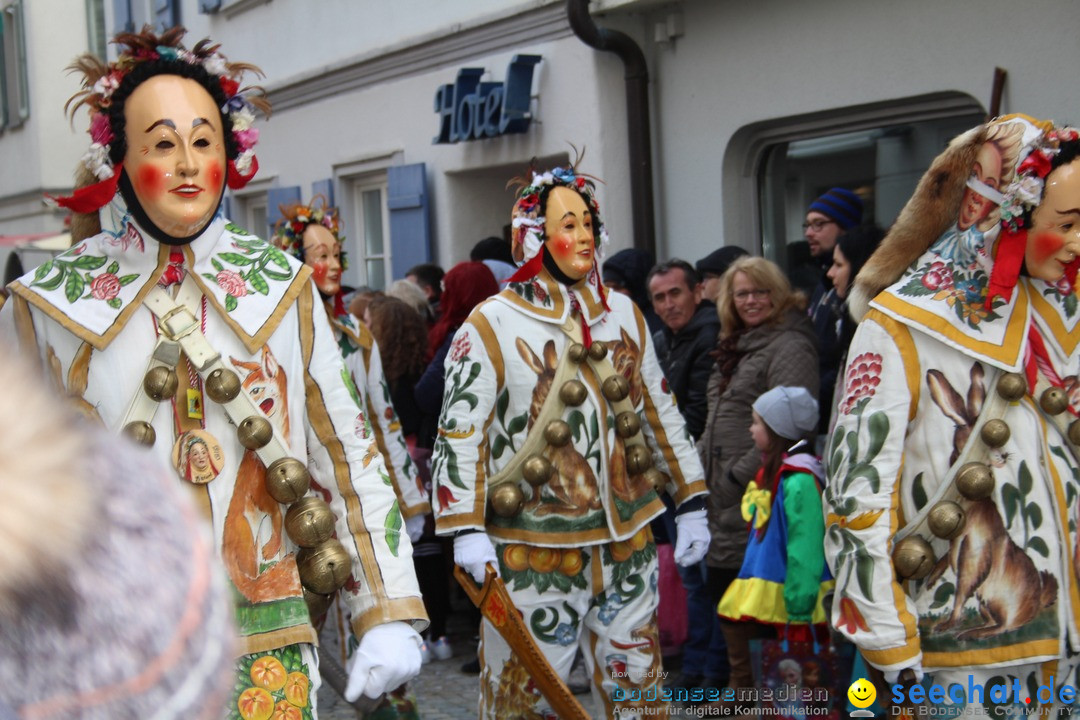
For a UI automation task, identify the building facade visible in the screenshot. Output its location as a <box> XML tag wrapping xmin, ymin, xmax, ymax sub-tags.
<box><xmin>3</xmin><ymin>0</ymin><xmax>1079</xmax><ymax>288</ymax></box>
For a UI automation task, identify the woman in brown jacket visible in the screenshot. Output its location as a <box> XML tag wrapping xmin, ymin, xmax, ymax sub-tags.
<box><xmin>698</xmin><ymin>256</ymin><xmax>819</xmax><ymax>692</ymax></box>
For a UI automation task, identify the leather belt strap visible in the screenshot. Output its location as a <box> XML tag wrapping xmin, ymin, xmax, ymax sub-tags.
<box><xmin>140</xmin><ymin>277</ymin><xmax>293</xmax><ymax>468</ymax></box>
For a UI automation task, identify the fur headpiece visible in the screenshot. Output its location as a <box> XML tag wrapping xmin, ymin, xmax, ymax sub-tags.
<box><xmin>848</xmin><ymin>115</ymin><xmax>1067</xmax><ymax>319</ymax></box>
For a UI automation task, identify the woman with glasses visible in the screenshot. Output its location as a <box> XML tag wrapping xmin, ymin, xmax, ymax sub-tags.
<box><xmin>698</xmin><ymin>255</ymin><xmax>819</xmax><ymax>697</ymax></box>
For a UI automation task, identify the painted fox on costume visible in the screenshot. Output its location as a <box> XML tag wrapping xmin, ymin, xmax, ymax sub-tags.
<box><xmin>222</xmin><ymin>346</ymin><xmax>301</xmax><ymax>603</ymax></box>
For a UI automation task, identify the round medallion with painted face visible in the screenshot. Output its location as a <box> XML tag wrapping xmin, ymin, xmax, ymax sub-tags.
<box><xmin>122</xmin><ymin>74</ymin><xmax>226</xmax><ymax>238</ymax></box>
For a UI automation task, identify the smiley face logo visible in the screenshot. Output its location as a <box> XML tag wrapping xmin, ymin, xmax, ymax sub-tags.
<box><xmin>848</xmin><ymin>678</ymin><xmax>876</xmax><ymax>709</ymax></box>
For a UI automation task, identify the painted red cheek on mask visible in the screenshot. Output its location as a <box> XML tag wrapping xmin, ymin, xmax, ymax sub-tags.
<box><xmin>135</xmin><ymin>165</ymin><xmax>166</xmax><ymax>199</ymax></box>
<box><xmin>310</xmin><ymin>261</ymin><xmax>329</xmax><ymax>285</ymax></box>
<box><xmin>1032</xmin><ymin>231</ymin><xmax>1065</xmax><ymax>264</ymax></box>
<box><xmin>207</xmin><ymin>161</ymin><xmax>223</xmax><ymax>194</ymax></box>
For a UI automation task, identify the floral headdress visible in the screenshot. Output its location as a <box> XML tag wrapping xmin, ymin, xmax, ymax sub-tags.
<box><xmin>271</xmin><ymin>195</ymin><xmax>348</xmax><ymax>270</ymax></box>
<box><xmin>54</xmin><ymin>26</ymin><xmax>269</xmax><ymax>214</ymax></box>
<box><xmin>986</xmin><ymin>119</ymin><xmax>1080</xmax><ymax>307</ymax></box>
<box><xmin>508</xmin><ymin>164</ymin><xmax>610</xmax><ymax>280</ymax></box>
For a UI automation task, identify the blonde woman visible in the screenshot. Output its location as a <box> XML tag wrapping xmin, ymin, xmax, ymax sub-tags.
<box><xmin>698</xmin><ymin>255</ymin><xmax>819</xmax><ymax>694</ymax></box>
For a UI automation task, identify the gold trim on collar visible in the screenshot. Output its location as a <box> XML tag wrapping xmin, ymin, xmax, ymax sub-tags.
<box><xmin>9</xmin><ymin>244</ymin><xmax>172</xmax><ymax>352</ymax></box>
<box><xmin>189</xmin><ymin>264</ymin><xmax>313</xmax><ymax>355</ymax></box>
<box><xmin>873</xmin><ymin>283</ymin><xmax>1029</xmax><ymax>370</ymax></box>
<box><xmin>1026</xmin><ymin>279</ymin><xmax>1080</xmax><ymax>358</ymax></box>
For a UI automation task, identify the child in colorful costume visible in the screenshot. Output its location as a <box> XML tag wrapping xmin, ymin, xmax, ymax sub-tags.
<box><xmin>0</xmin><ymin>27</ymin><xmax>426</xmax><ymax>717</ymax></box>
<box><xmin>826</xmin><ymin>115</ymin><xmax>1080</xmax><ymax>714</ymax></box>
<box><xmin>718</xmin><ymin>386</ymin><xmax>831</xmax><ymax>684</ymax></box>
<box><xmin>432</xmin><ymin>162</ymin><xmax>709</xmax><ymax>718</ymax></box>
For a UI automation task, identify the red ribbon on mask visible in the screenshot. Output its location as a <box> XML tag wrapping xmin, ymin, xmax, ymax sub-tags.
<box><xmin>227</xmin><ymin>155</ymin><xmax>259</xmax><ymax>190</ymax></box>
<box><xmin>507</xmin><ymin>246</ymin><xmax>545</xmax><ymax>284</ymax></box>
<box><xmin>48</xmin><ymin>163</ymin><xmax>124</xmax><ymax>214</ymax></box>
<box><xmin>985</xmin><ymin>225</ymin><xmax>1027</xmax><ymax>309</ymax></box>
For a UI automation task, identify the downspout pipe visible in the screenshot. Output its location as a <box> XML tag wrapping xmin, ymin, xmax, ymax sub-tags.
<box><xmin>567</xmin><ymin>0</ymin><xmax>655</xmax><ymax>258</ymax></box>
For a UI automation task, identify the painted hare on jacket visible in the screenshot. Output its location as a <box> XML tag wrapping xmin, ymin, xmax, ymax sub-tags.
<box><xmin>826</xmin><ymin>115</ymin><xmax>1080</xmax><ymax>710</ymax></box>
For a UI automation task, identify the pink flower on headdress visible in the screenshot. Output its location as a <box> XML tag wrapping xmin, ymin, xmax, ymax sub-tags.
<box><xmin>840</xmin><ymin>352</ymin><xmax>883</xmax><ymax>415</ymax></box>
<box><xmin>88</xmin><ymin>112</ymin><xmax>114</xmax><ymax>145</ymax></box>
<box><xmin>216</xmin><ymin>270</ymin><xmax>248</xmax><ymax>298</ymax></box>
<box><xmin>233</xmin><ymin>128</ymin><xmax>259</xmax><ymax>151</ymax></box>
<box><xmin>90</xmin><ymin>273</ymin><xmax>121</xmax><ymax>301</ymax></box>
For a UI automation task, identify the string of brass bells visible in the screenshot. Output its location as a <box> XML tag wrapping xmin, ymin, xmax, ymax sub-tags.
<box><xmin>892</xmin><ymin>371</ymin><xmax>1080</xmax><ymax>581</ymax></box>
<box><xmin>130</xmin><ymin>363</ymin><xmax>350</xmax><ymax>615</ymax></box>
<box><xmin>490</xmin><ymin>341</ymin><xmax>666</xmax><ymax>519</ymax></box>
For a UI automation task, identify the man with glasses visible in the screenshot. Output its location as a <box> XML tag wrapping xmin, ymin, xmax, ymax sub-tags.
<box><xmin>804</xmin><ymin>188</ymin><xmax>863</xmax><ymax>433</ymax></box>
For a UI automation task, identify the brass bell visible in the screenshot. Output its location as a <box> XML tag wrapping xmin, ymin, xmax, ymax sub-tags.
<box><xmin>588</xmin><ymin>342</ymin><xmax>608</xmax><ymax>361</ymax></box>
<box><xmin>643</xmin><ymin>467</ymin><xmax>667</xmax><ymax>494</ymax></box>
<box><xmin>522</xmin><ymin>455</ymin><xmax>555</xmax><ymax>487</ymax></box>
<box><xmin>955</xmin><ymin>462</ymin><xmax>994</xmax><ymax>500</ymax></box>
<box><xmin>997</xmin><ymin>373</ymin><xmax>1027</xmax><ymax>402</ymax></box>
<box><xmin>602</xmin><ymin>375</ymin><xmax>630</xmax><ymax>402</ymax></box>
<box><xmin>625</xmin><ymin>444</ymin><xmax>653</xmax><ymax>475</ymax></box>
<box><xmin>979</xmin><ymin>419</ymin><xmax>1010</xmax><ymax>448</ymax></box>
<box><xmin>1069</xmin><ymin>419</ymin><xmax>1080</xmax><ymax>446</ymax></box>
<box><xmin>927</xmin><ymin>501</ymin><xmax>966</xmax><ymax>540</ymax></box>
<box><xmin>238</xmin><ymin>416</ymin><xmax>273</xmax><ymax>450</ymax></box>
<box><xmin>285</xmin><ymin>496</ymin><xmax>336</xmax><ymax>548</ymax></box>
<box><xmin>489</xmin><ymin>482</ymin><xmax>524</xmax><ymax>518</ymax></box>
<box><xmin>1040</xmin><ymin>387</ymin><xmax>1069</xmax><ymax>416</ymax></box>
<box><xmin>303</xmin><ymin>587</ymin><xmax>334</xmax><ymax>618</ymax></box>
<box><xmin>265</xmin><ymin>457</ymin><xmax>311</xmax><ymax>504</ymax></box>
<box><xmin>297</xmin><ymin>538</ymin><xmax>352</xmax><ymax>595</ymax></box>
<box><xmin>559</xmin><ymin>380</ymin><xmax>588</xmax><ymax>406</ymax></box>
<box><xmin>143</xmin><ymin>366</ymin><xmax>178</xmax><ymax>401</ymax></box>
<box><xmin>544</xmin><ymin>420</ymin><xmax>572</xmax><ymax>447</ymax></box>
<box><xmin>122</xmin><ymin>420</ymin><xmax>156</xmax><ymax>447</ymax></box>
<box><xmin>567</xmin><ymin>343</ymin><xmax>587</xmax><ymax>364</ymax></box>
<box><xmin>892</xmin><ymin>536</ymin><xmax>936</xmax><ymax>581</ymax></box>
<box><xmin>615</xmin><ymin>411</ymin><xmax>641</xmax><ymax>438</ymax></box>
<box><xmin>205</xmin><ymin>368</ymin><xmax>242</xmax><ymax>404</ymax></box>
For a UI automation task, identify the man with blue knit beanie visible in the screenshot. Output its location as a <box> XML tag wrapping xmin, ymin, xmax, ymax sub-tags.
<box><xmin>805</xmin><ymin>187</ymin><xmax>863</xmax><ymax>433</ymax></box>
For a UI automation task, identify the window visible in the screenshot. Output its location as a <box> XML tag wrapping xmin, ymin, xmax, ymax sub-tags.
<box><xmin>152</xmin><ymin>0</ymin><xmax>180</xmax><ymax>31</ymax></box>
<box><xmin>754</xmin><ymin>104</ymin><xmax>985</xmax><ymax>296</ymax></box>
<box><xmin>349</xmin><ymin>180</ymin><xmax>390</xmax><ymax>291</ymax></box>
<box><xmin>235</xmin><ymin>195</ymin><xmax>268</xmax><ymax>240</ymax></box>
<box><xmin>0</xmin><ymin>0</ymin><xmax>29</xmax><ymax>130</ymax></box>
<box><xmin>86</xmin><ymin>0</ymin><xmax>107</xmax><ymax>59</ymax></box>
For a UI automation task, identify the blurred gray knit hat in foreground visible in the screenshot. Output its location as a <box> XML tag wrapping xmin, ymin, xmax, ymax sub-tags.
<box><xmin>0</xmin><ymin>348</ymin><xmax>236</xmax><ymax>720</ymax></box>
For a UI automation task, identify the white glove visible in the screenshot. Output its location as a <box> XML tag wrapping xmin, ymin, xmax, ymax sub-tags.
<box><xmin>404</xmin><ymin>513</ymin><xmax>426</xmax><ymax>543</ymax></box>
<box><xmin>344</xmin><ymin>621</ymin><xmax>423</xmax><ymax>701</ymax></box>
<box><xmin>673</xmin><ymin>509</ymin><xmax>709</xmax><ymax>567</ymax></box>
<box><xmin>454</xmin><ymin>531</ymin><xmax>499</xmax><ymax>584</ymax></box>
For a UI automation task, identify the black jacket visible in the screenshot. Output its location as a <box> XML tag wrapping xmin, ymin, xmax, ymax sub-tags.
<box><xmin>651</xmin><ymin>300</ymin><xmax>720</xmax><ymax>440</ymax></box>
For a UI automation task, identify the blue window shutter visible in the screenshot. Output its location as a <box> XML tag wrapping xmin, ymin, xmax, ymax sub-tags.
<box><xmin>388</xmin><ymin>163</ymin><xmax>430</xmax><ymax>280</ymax></box>
<box><xmin>153</xmin><ymin>0</ymin><xmax>180</xmax><ymax>30</ymax></box>
<box><xmin>266</xmin><ymin>186</ymin><xmax>301</xmax><ymax>239</ymax></box>
<box><xmin>113</xmin><ymin>0</ymin><xmax>133</xmax><ymax>33</ymax></box>
<box><xmin>311</xmin><ymin>178</ymin><xmax>334</xmax><ymax>208</ymax></box>
<box><xmin>219</xmin><ymin>195</ymin><xmax>232</xmax><ymax>222</ymax></box>
<box><xmin>199</xmin><ymin>0</ymin><xmax>222</xmax><ymax>13</ymax></box>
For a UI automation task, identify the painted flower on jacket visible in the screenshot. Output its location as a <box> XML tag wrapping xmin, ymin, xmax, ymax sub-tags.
<box><xmin>553</xmin><ymin>622</ymin><xmax>576</xmax><ymax>646</ymax></box>
<box><xmin>449</xmin><ymin>334</ymin><xmax>472</xmax><ymax>363</ymax></box>
<box><xmin>89</xmin><ymin>272</ymin><xmax>121</xmax><ymax>301</ymax></box>
<box><xmin>437</xmin><ymin>484</ymin><xmax>458</xmax><ymax>512</ymax></box>
<box><xmin>840</xmin><ymin>352</ymin><xmax>883</xmax><ymax>415</ymax></box>
<box><xmin>216</xmin><ymin>269</ymin><xmax>249</xmax><ymax>298</ymax></box>
<box><xmin>836</xmin><ymin>595</ymin><xmax>870</xmax><ymax>634</ymax></box>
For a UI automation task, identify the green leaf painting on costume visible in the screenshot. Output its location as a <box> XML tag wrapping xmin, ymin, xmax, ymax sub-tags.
<box><xmin>432</xmin><ymin>351</ymin><xmax>483</xmax><ymax>491</ymax></box>
<box><xmin>491</xmin><ymin>388</ymin><xmax>527</xmax><ymax>461</ymax></box>
<box><xmin>896</xmin><ymin>259</ymin><xmax>1005</xmax><ymax>331</ymax></box>
<box><xmin>508</xmin><ymin>278</ymin><xmax>553</xmax><ymax>307</ymax></box>
<box><xmin>1043</xmin><ymin>280</ymin><xmax>1079</xmax><ymax>318</ymax></box>
<box><xmin>385</xmin><ymin>500</ymin><xmax>402</xmax><ymax>557</ymax></box>
<box><xmin>204</xmin><ymin>236</ymin><xmax>295</xmax><ymax>312</ymax></box>
<box><xmin>530</xmin><ymin>602</ymin><xmax>581</xmax><ymax>646</ymax></box>
<box><xmin>30</xmin><ymin>246</ymin><xmax>138</xmax><ymax>307</ymax></box>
